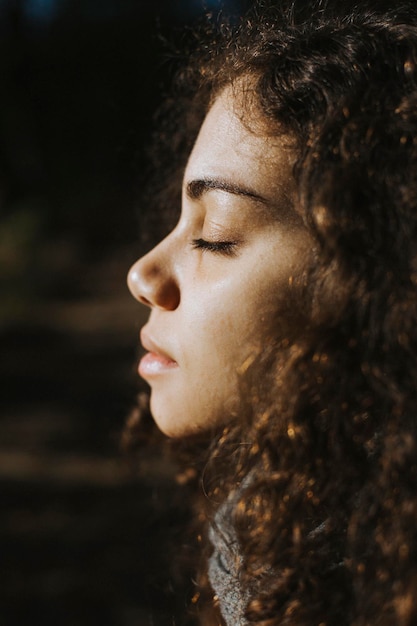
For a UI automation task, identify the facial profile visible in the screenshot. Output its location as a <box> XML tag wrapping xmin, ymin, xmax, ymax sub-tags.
<box><xmin>127</xmin><ymin>86</ymin><xmax>313</xmax><ymax>437</ymax></box>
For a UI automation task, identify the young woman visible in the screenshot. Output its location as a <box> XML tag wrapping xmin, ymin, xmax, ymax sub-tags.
<box><xmin>127</xmin><ymin>1</ymin><xmax>417</xmax><ymax>624</ymax></box>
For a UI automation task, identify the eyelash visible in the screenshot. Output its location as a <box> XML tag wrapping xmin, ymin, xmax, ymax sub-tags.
<box><xmin>191</xmin><ymin>238</ymin><xmax>239</xmax><ymax>256</ymax></box>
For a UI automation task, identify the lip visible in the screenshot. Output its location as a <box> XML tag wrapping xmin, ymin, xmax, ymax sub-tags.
<box><xmin>138</xmin><ymin>329</ymin><xmax>178</xmax><ymax>378</ymax></box>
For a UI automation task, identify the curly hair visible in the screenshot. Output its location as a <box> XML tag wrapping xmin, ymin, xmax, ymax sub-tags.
<box><xmin>130</xmin><ymin>1</ymin><xmax>417</xmax><ymax>624</ymax></box>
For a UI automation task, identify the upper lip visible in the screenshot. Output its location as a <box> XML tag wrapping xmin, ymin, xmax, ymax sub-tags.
<box><xmin>140</xmin><ymin>328</ymin><xmax>176</xmax><ymax>363</ymax></box>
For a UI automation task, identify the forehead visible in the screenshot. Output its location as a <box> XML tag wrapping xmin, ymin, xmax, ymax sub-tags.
<box><xmin>184</xmin><ymin>87</ymin><xmax>296</xmax><ymax>203</ymax></box>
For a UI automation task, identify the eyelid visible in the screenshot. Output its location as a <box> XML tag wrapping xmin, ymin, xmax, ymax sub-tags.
<box><xmin>191</xmin><ymin>238</ymin><xmax>239</xmax><ymax>257</ymax></box>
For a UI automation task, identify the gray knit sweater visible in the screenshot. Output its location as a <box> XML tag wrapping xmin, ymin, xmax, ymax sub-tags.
<box><xmin>207</xmin><ymin>491</ymin><xmax>334</xmax><ymax>625</ymax></box>
<box><xmin>207</xmin><ymin>493</ymin><xmax>251</xmax><ymax>626</ymax></box>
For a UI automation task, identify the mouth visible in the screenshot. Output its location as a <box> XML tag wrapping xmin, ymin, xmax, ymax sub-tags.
<box><xmin>138</xmin><ymin>329</ymin><xmax>178</xmax><ymax>378</ymax></box>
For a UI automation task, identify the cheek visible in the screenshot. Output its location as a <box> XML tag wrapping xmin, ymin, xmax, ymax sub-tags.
<box><xmin>183</xmin><ymin>273</ymin><xmax>244</xmax><ymax>332</ymax></box>
<box><xmin>181</xmin><ymin>247</ymin><xmax>309</xmax><ymax>368</ymax></box>
<box><xmin>177</xmin><ymin>297</ymin><xmax>251</xmax><ymax>392</ymax></box>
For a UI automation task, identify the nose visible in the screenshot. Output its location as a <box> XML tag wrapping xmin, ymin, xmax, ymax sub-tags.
<box><xmin>127</xmin><ymin>242</ymin><xmax>180</xmax><ymax>311</ymax></box>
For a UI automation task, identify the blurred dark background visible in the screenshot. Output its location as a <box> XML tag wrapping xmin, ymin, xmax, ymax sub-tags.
<box><xmin>0</xmin><ymin>1</ymin><xmax>248</xmax><ymax>624</ymax></box>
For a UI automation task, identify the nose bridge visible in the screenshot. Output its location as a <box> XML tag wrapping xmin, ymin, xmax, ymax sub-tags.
<box><xmin>127</xmin><ymin>234</ymin><xmax>180</xmax><ymax>310</ymax></box>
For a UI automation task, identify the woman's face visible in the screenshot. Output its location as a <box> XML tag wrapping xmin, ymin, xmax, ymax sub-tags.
<box><xmin>127</xmin><ymin>88</ymin><xmax>313</xmax><ymax>437</ymax></box>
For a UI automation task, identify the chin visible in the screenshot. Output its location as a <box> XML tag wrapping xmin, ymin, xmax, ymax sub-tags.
<box><xmin>150</xmin><ymin>397</ymin><xmax>186</xmax><ymax>438</ymax></box>
<box><xmin>151</xmin><ymin>404</ymin><xmax>211</xmax><ymax>439</ymax></box>
<box><xmin>149</xmin><ymin>392</ymin><xmax>229</xmax><ymax>438</ymax></box>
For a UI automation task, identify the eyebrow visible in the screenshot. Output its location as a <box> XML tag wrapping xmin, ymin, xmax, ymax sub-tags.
<box><xmin>185</xmin><ymin>177</ymin><xmax>268</xmax><ymax>205</ymax></box>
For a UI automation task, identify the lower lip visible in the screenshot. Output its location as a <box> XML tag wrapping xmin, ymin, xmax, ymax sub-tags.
<box><xmin>138</xmin><ymin>352</ymin><xmax>178</xmax><ymax>378</ymax></box>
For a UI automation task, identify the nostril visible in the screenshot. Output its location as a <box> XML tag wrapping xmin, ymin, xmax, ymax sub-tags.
<box><xmin>138</xmin><ymin>294</ymin><xmax>152</xmax><ymax>307</ymax></box>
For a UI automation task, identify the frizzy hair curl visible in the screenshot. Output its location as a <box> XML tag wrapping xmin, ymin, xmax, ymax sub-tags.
<box><xmin>130</xmin><ymin>1</ymin><xmax>417</xmax><ymax>625</ymax></box>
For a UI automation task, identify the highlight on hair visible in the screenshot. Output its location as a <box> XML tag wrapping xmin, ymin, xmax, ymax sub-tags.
<box><xmin>129</xmin><ymin>1</ymin><xmax>417</xmax><ymax>624</ymax></box>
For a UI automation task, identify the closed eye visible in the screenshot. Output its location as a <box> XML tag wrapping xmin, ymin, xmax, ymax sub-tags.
<box><xmin>191</xmin><ymin>238</ymin><xmax>239</xmax><ymax>257</ymax></box>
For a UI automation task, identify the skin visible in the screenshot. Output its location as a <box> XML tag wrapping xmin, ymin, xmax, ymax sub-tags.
<box><xmin>127</xmin><ymin>87</ymin><xmax>313</xmax><ymax>437</ymax></box>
